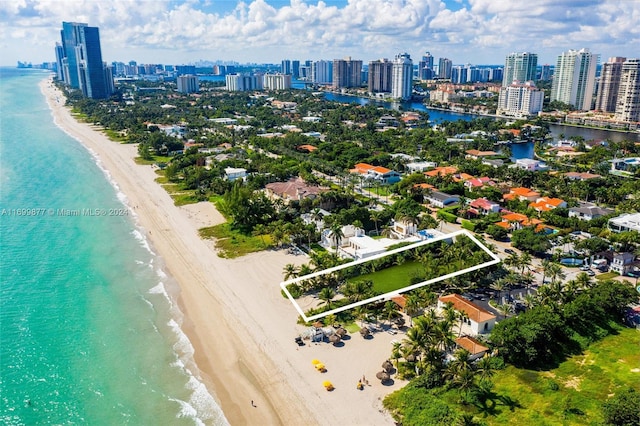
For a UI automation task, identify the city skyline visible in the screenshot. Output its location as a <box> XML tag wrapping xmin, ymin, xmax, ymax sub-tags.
<box><xmin>1</xmin><ymin>0</ymin><xmax>639</xmax><ymax>67</ymax></box>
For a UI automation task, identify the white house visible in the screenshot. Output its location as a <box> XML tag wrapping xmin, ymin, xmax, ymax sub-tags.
<box><xmin>224</xmin><ymin>167</ymin><xmax>247</xmax><ymax>181</ymax></box>
<box><xmin>406</xmin><ymin>161</ymin><xmax>438</xmax><ymax>173</ymax></box>
<box><xmin>514</xmin><ymin>158</ymin><xmax>548</xmax><ymax>171</ymax></box>
<box><xmin>608</xmin><ymin>213</ymin><xmax>640</xmax><ymax>233</ymax></box>
<box><xmin>610</xmin><ymin>253</ymin><xmax>636</xmax><ymax>275</ymax></box>
<box><xmin>438</xmin><ymin>294</ymin><xmax>496</xmax><ymax>335</ymax></box>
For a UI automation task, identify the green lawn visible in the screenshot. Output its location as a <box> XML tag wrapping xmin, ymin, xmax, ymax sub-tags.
<box><xmin>482</xmin><ymin>326</ymin><xmax>640</xmax><ymax>425</ymax></box>
<box><xmin>199</xmin><ymin>223</ymin><xmax>272</xmax><ymax>258</ymax></box>
<box><xmin>347</xmin><ymin>260</ymin><xmax>425</xmax><ymax>294</ymax></box>
<box><xmin>595</xmin><ymin>272</ymin><xmax>618</xmax><ymax>280</ymax></box>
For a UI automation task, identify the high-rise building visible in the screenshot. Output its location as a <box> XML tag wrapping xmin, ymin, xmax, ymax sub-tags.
<box><xmin>263</xmin><ymin>73</ymin><xmax>292</xmax><ymax>90</ymax></box>
<box><xmin>292</xmin><ymin>60</ymin><xmax>300</xmax><ymax>79</ymax></box>
<box><xmin>391</xmin><ymin>53</ymin><xmax>413</xmax><ymax>100</ymax></box>
<box><xmin>551</xmin><ymin>48</ymin><xmax>598</xmax><ymax>110</ymax></box>
<box><xmin>595</xmin><ymin>57</ymin><xmax>626</xmax><ymax>112</ymax></box>
<box><xmin>225</xmin><ymin>73</ymin><xmax>264</xmax><ymax>91</ymax></box>
<box><xmin>540</xmin><ymin>64</ymin><xmax>552</xmax><ymax>81</ymax></box>
<box><xmin>497</xmin><ymin>81</ymin><xmax>545</xmax><ymax>117</ymax></box>
<box><xmin>54</xmin><ymin>43</ymin><xmax>65</xmax><ymax>81</ymax></box>
<box><xmin>57</xmin><ymin>22</ymin><xmax>112</xmax><ymax>99</ymax></box>
<box><xmin>281</xmin><ymin>59</ymin><xmax>292</xmax><ymax>75</ymax></box>
<box><xmin>177</xmin><ymin>75</ymin><xmax>199</xmax><ymax>94</ymax></box>
<box><xmin>368</xmin><ymin>58</ymin><xmax>393</xmax><ymax>94</ymax></box>
<box><xmin>615</xmin><ymin>59</ymin><xmax>640</xmax><ymax>122</ymax></box>
<box><xmin>332</xmin><ymin>57</ymin><xmax>362</xmax><ymax>88</ymax></box>
<box><xmin>438</xmin><ymin>58</ymin><xmax>452</xmax><ymax>79</ymax></box>
<box><xmin>418</xmin><ymin>52</ymin><xmax>434</xmax><ymax>80</ymax></box>
<box><xmin>451</xmin><ymin>65</ymin><xmax>469</xmax><ymax>84</ymax></box>
<box><xmin>502</xmin><ymin>52</ymin><xmax>538</xmax><ymax>86</ymax></box>
<box><xmin>311</xmin><ymin>60</ymin><xmax>333</xmax><ymax>84</ymax></box>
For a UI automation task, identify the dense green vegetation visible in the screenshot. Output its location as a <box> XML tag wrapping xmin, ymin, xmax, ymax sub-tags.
<box><xmin>382</xmin><ymin>278</ymin><xmax>639</xmax><ymax>425</ymax></box>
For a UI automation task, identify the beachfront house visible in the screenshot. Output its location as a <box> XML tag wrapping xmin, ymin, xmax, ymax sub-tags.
<box><xmin>264</xmin><ymin>177</ymin><xmax>329</xmax><ymax>204</ymax></box>
<box><xmin>438</xmin><ymin>294</ymin><xmax>496</xmax><ymax>335</ymax></box>
<box><xmin>454</xmin><ymin>336</ymin><xmax>490</xmax><ymax>361</ymax></box>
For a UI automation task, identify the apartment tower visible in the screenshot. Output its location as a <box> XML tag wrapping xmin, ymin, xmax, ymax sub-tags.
<box><xmin>550</xmin><ymin>48</ymin><xmax>598</xmax><ymax>110</ymax></box>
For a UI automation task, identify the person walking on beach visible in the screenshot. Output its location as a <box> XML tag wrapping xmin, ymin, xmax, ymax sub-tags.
<box><xmin>251</xmin><ymin>400</ymin><xmax>256</xmax><ymax>407</ymax></box>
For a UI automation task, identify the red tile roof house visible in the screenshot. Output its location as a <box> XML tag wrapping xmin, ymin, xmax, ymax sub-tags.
<box><xmin>350</xmin><ymin>163</ymin><xmax>401</xmax><ymax>184</ymax></box>
<box><xmin>264</xmin><ymin>177</ymin><xmax>329</xmax><ymax>204</ymax></box>
<box><xmin>497</xmin><ymin>212</ymin><xmax>543</xmax><ymax>231</ymax></box>
<box><xmin>469</xmin><ymin>198</ymin><xmax>501</xmax><ymax>215</ymax></box>
<box><xmin>438</xmin><ymin>294</ymin><xmax>496</xmax><ymax>335</ymax></box>
<box><xmin>455</xmin><ymin>336</ymin><xmax>490</xmax><ymax>361</ymax></box>
<box><xmin>464</xmin><ymin>176</ymin><xmax>496</xmax><ymax>190</ymax></box>
<box><xmin>529</xmin><ymin>197</ymin><xmax>567</xmax><ymax>213</ymax></box>
<box><xmin>503</xmin><ymin>187</ymin><xmax>541</xmax><ymax>202</ymax></box>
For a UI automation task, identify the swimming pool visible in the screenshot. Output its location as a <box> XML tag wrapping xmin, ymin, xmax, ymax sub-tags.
<box><xmin>561</xmin><ymin>258</ymin><xmax>583</xmax><ymax>266</ymax></box>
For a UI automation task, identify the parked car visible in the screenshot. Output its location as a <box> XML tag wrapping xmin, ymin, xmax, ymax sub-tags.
<box><xmin>587</xmin><ymin>270</ymin><xmax>596</xmax><ymax>276</ymax></box>
<box><xmin>504</xmin><ymin>248</ymin><xmax>516</xmax><ymax>255</ymax></box>
<box><xmin>580</xmin><ymin>265</ymin><xmax>590</xmax><ymax>271</ymax></box>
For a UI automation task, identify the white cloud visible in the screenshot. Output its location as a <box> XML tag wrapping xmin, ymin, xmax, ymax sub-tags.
<box><xmin>1</xmin><ymin>0</ymin><xmax>638</xmax><ymax>65</ymax></box>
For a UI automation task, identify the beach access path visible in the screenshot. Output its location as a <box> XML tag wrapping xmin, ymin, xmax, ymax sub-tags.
<box><xmin>41</xmin><ymin>78</ymin><xmax>401</xmax><ymax>426</ymax></box>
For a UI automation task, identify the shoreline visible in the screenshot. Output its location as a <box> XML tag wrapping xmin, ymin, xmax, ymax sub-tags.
<box><xmin>40</xmin><ymin>77</ymin><xmax>305</xmax><ymax>425</ymax></box>
<box><xmin>40</xmin><ymin>77</ymin><xmax>401</xmax><ymax>425</ymax></box>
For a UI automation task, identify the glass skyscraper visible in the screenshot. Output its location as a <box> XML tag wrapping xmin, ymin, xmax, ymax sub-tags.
<box><xmin>56</xmin><ymin>22</ymin><xmax>111</xmax><ymax>99</ymax></box>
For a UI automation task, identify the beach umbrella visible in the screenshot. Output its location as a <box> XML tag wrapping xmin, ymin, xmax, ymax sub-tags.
<box><xmin>382</xmin><ymin>360</ymin><xmax>393</xmax><ymax>372</ymax></box>
<box><xmin>335</xmin><ymin>327</ymin><xmax>347</xmax><ymax>337</ymax></box>
<box><xmin>359</xmin><ymin>327</ymin><xmax>370</xmax><ymax>337</ymax></box>
<box><xmin>329</xmin><ymin>334</ymin><xmax>341</xmax><ymax>344</ymax></box>
<box><xmin>315</xmin><ymin>363</ymin><xmax>326</xmax><ymax>372</ymax></box>
<box><xmin>311</xmin><ymin>359</ymin><xmax>321</xmax><ymax>365</ymax></box>
<box><xmin>376</xmin><ymin>371</ymin><xmax>390</xmax><ymax>381</ymax></box>
<box><xmin>323</xmin><ymin>381</ymin><xmax>332</xmax><ymax>387</ymax></box>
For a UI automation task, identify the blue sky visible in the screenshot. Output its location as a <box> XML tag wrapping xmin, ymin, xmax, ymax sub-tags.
<box><xmin>1</xmin><ymin>0</ymin><xmax>638</xmax><ymax>66</ymax></box>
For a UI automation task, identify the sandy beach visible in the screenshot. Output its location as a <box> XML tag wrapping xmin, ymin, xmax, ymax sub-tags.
<box><xmin>41</xmin><ymin>77</ymin><xmax>402</xmax><ymax>425</ymax></box>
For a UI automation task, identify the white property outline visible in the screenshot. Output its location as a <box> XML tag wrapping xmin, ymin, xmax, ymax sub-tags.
<box><xmin>280</xmin><ymin>230</ymin><xmax>501</xmax><ymax>322</ymax></box>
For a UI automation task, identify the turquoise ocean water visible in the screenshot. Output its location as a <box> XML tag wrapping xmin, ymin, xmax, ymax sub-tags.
<box><xmin>0</xmin><ymin>68</ymin><xmax>227</xmax><ymax>425</ymax></box>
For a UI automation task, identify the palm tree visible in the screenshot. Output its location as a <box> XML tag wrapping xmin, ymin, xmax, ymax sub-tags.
<box><xmin>383</xmin><ymin>300</ymin><xmax>399</xmax><ymax>325</ymax></box>
<box><xmin>318</xmin><ymin>287</ymin><xmax>335</xmax><ymax>309</ymax></box>
<box><xmin>283</xmin><ymin>263</ymin><xmax>299</xmax><ymax>281</ymax></box>
<box><xmin>311</xmin><ymin>208</ymin><xmax>323</xmax><ymax>223</ymax></box>
<box><xmin>475</xmin><ymin>355</ymin><xmax>494</xmax><ymax>383</ymax></box>
<box><xmin>490</xmin><ymin>278</ymin><xmax>507</xmax><ymax>304</ymax></box>
<box><xmin>391</xmin><ymin>341</ymin><xmax>402</xmax><ymax>370</ymax></box>
<box><xmin>458</xmin><ymin>310</ymin><xmax>469</xmax><ymax>337</ymax></box>
<box><xmin>328</xmin><ymin>222</ymin><xmax>344</xmax><ymax>250</ymax></box>
<box><xmin>404</xmin><ymin>293</ymin><xmax>423</xmax><ymax>326</ymax></box>
<box><xmin>540</xmin><ymin>258</ymin><xmax>551</xmax><ymax>285</ymax></box>
<box><xmin>341</xmin><ymin>280</ymin><xmax>373</xmax><ymax>303</ymax></box>
<box><xmin>503</xmin><ymin>252</ymin><xmax>520</xmax><ymax>270</ymax></box>
<box><xmin>497</xmin><ymin>303</ymin><xmax>512</xmax><ymax>319</ymax></box>
<box><xmin>575</xmin><ymin>271</ymin><xmax>593</xmax><ymax>290</ymax></box>
<box><xmin>547</xmin><ymin>262</ymin><xmax>566</xmax><ymax>284</ymax></box>
<box><xmin>519</xmin><ymin>251</ymin><xmax>533</xmax><ymax>274</ymax></box>
<box><xmin>370</xmin><ymin>210</ymin><xmax>383</xmax><ymax>236</ymax></box>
